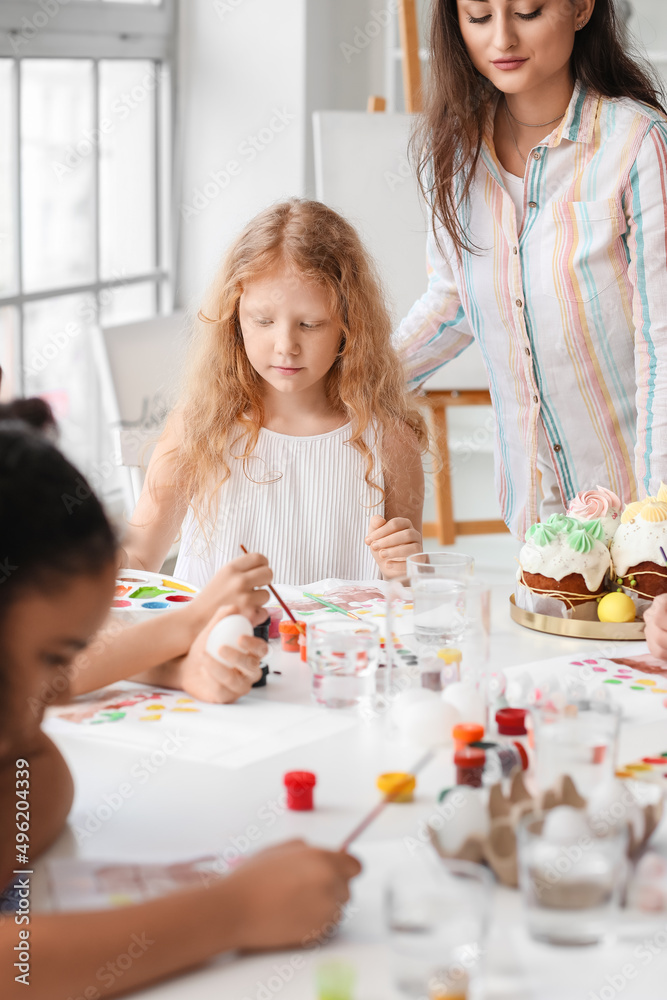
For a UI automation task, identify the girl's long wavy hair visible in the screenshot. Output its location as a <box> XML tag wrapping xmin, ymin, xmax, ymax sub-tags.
<box><xmin>173</xmin><ymin>199</ymin><xmax>429</xmax><ymax>524</ymax></box>
<box><xmin>413</xmin><ymin>0</ymin><xmax>667</xmax><ymax>257</ymax></box>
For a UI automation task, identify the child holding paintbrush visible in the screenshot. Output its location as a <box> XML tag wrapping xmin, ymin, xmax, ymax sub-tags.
<box><xmin>0</xmin><ymin>396</ymin><xmax>270</xmax><ymax>705</ymax></box>
<box><xmin>121</xmin><ymin>199</ymin><xmax>428</xmax><ymax>586</ymax></box>
<box><xmin>0</xmin><ymin>418</ymin><xmax>361</xmax><ymax>999</ymax></box>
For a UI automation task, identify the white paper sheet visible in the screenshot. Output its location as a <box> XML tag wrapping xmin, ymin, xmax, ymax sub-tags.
<box><xmin>44</xmin><ymin>682</ymin><xmax>358</xmax><ymax>768</ymax></box>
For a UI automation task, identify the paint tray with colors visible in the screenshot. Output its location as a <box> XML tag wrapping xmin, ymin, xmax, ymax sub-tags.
<box><xmin>113</xmin><ymin>569</ymin><xmax>199</xmax><ymax>617</ymax></box>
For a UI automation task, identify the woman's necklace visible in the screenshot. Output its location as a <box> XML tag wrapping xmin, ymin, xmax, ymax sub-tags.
<box><xmin>505</xmin><ymin>98</ymin><xmax>567</xmax><ymax>128</ymax></box>
<box><xmin>503</xmin><ymin>98</ymin><xmax>566</xmax><ymax>166</ymax></box>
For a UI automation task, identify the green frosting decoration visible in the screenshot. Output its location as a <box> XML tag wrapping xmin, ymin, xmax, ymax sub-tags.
<box><xmin>581</xmin><ymin>518</ymin><xmax>605</xmax><ymax>541</ymax></box>
<box><xmin>568</xmin><ymin>526</ymin><xmax>595</xmax><ymax>553</ymax></box>
<box><xmin>526</xmin><ymin>522</ymin><xmax>557</xmax><ymax>546</ymax></box>
<box><xmin>546</xmin><ymin>513</ymin><xmax>577</xmax><ymax>534</ymax></box>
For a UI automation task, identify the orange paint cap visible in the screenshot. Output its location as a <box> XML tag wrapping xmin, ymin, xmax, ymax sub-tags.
<box><xmin>279</xmin><ymin>620</ymin><xmax>305</xmax><ymax>635</ymax></box>
<box><xmin>452</xmin><ymin>723</ymin><xmax>484</xmax><ymax>747</ymax></box>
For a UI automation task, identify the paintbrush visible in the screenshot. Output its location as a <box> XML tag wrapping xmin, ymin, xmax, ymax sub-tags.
<box><xmin>661</xmin><ymin>546</ymin><xmax>667</xmax><ymax>566</ymax></box>
<box><xmin>239</xmin><ymin>544</ymin><xmax>299</xmax><ymax>626</ymax></box>
<box><xmin>339</xmin><ymin>750</ymin><xmax>435</xmax><ymax>852</ymax></box>
<box><xmin>303</xmin><ymin>592</ymin><xmax>363</xmax><ymax>621</ymax></box>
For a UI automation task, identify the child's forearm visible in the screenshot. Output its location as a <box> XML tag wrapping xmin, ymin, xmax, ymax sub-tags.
<box><xmin>2</xmin><ymin>879</ymin><xmax>244</xmax><ymax>1000</ymax></box>
<box><xmin>0</xmin><ymin>735</ymin><xmax>74</xmax><ymax>889</ymax></box>
<box><xmin>131</xmin><ymin>654</ymin><xmax>188</xmax><ymax>690</ymax></box>
<box><xmin>68</xmin><ymin>608</ymin><xmax>205</xmax><ymax>698</ymax></box>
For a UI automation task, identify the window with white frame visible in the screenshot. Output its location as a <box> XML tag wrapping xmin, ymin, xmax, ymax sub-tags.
<box><xmin>0</xmin><ymin>0</ymin><xmax>175</xmax><ymax>486</ymax></box>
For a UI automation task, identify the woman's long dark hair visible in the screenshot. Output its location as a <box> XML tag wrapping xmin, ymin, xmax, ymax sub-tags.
<box><xmin>413</xmin><ymin>0</ymin><xmax>667</xmax><ymax>257</ymax></box>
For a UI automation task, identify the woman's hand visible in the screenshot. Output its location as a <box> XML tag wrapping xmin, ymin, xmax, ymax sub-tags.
<box><xmin>365</xmin><ymin>514</ymin><xmax>421</xmax><ymax>579</ymax></box>
<box><xmin>224</xmin><ymin>840</ymin><xmax>362</xmax><ymax>951</ymax></box>
<box><xmin>188</xmin><ymin>552</ymin><xmax>273</xmax><ymax>630</ymax></box>
<box><xmin>175</xmin><ymin>606</ymin><xmax>267</xmax><ymax>703</ymax></box>
<box><xmin>644</xmin><ymin>593</ymin><xmax>667</xmax><ymax>660</ymax></box>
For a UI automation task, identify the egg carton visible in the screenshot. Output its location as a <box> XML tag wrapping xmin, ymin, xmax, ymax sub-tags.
<box><xmin>428</xmin><ymin>772</ymin><xmax>663</xmax><ymax>888</ymax></box>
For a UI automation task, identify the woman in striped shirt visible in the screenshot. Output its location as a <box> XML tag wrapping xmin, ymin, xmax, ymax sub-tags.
<box><xmin>396</xmin><ymin>0</ymin><xmax>667</xmax><ymax>539</ymax></box>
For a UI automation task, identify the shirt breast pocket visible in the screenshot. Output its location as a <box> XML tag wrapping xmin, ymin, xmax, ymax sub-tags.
<box><xmin>540</xmin><ymin>199</ymin><xmax>627</xmax><ymax>303</ymax></box>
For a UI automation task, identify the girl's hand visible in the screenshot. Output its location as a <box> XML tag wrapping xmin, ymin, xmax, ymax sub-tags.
<box><xmin>224</xmin><ymin>839</ymin><xmax>362</xmax><ymax>951</ymax></box>
<box><xmin>189</xmin><ymin>552</ymin><xmax>273</xmax><ymax>631</ymax></box>
<box><xmin>176</xmin><ymin>606</ymin><xmax>267</xmax><ymax>703</ymax></box>
<box><xmin>365</xmin><ymin>514</ymin><xmax>421</xmax><ymax>579</ymax></box>
<box><xmin>644</xmin><ymin>594</ymin><xmax>667</xmax><ymax>660</ymax></box>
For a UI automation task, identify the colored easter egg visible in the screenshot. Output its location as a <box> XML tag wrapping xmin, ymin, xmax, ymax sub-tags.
<box><xmin>597</xmin><ymin>592</ymin><xmax>636</xmax><ymax>623</ymax></box>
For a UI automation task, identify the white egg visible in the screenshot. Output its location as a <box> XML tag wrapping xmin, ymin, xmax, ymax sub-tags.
<box><xmin>586</xmin><ymin>779</ymin><xmax>644</xmax><ymax>842</ymax></box>
<box><xmin>205</xmin><ymin>614</ymin><xmax>254</xmax><ymax>663</ymax></box>
<box><xmin>542</xmin><ymin>805</ymin><xmax>590</xmax><ymax>843</ymax></box>
<box><xmin>441</xmin><ymin>682</ymin><xmax>485</xmax><ymax>724</ymax></box>
<box><xmin>393</xmin><ymin>692</ymin><xmax>461</xmax><ymax>746</ymax></box>
<box><xmin>432</xmin><ymin>786</ymin><xmax>490</xmax><ymax>853</ymax></box>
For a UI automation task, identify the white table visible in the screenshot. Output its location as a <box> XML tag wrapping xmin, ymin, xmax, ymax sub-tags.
<box><xmin>40</xmin><ymin>583</ymin><xmax>667</xmax><ymax>999</ymax></box>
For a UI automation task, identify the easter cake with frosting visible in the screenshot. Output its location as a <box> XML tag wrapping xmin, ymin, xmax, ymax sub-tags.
<box><xmin>610</xmin><ymin>488</ymin><xmax>667</xmax><ymax>600</ymax></box>
<box><xmin>517</xmin><ymin>513</ymin><xmax>611</xmax><ymax>611</ymax></box>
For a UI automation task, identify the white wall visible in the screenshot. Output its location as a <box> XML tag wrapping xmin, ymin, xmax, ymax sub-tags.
<box><xmin>629</xmin><ymin>0</ymin><xmax>667</xmax><ymax>52</ymax></box>
<box><xmin>177</xmin><ymin>0</ymin><xmax>308</xmax><ymax>309</ymax></box>
<box><xmin>176</xmin><ymin>0</ymin><xmax>390</xmax><ymax>309</ymax></box>
<box><xmin>304</xmin><ymin>2</ymin><xmax>386</xmax><ymax>194</ymax></box>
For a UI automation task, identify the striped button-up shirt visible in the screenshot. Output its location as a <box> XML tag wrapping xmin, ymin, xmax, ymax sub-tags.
<box><xmin>395</xmin><ymin>82</ymin><xmax>667</xmax><ymax>539</ymax></box>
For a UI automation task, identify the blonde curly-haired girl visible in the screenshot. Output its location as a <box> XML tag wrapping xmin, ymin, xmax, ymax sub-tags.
<box><xmin>123</xmin><ymin>199</ymin><xmax>429</xmax><ymax>586</ymax></box>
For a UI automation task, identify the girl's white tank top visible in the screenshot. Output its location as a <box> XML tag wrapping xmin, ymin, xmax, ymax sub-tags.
<box><xmin>173</xmin><ymin>422</ymin><xmax>384</xmax><ymax>587</ymax></box>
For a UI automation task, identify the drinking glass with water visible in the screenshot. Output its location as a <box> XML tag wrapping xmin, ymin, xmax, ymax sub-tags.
<box><xmin>306</xmin><ymin>619</ymin><xmax>380</xmax><ymax>710</ymax></box>
<box><xmin>407</xmin><ymin>552</ymin><xmax>474</xmax><ymax>646</ymax></box>
<box><xmin>386</xmin><ymin>856</ymin><xmax>491</xmax><ymax>998</ymax></box>
<box><xmin>518</xmin><ymin>810</ymin><xmax>627</xmax><ymax>946</ymax></box>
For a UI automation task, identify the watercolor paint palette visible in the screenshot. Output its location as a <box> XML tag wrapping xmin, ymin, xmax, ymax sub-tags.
<box><xmin>113</xmin><ymin>569</ymin><xmax>199</xmax><ymax>617</ymax></box>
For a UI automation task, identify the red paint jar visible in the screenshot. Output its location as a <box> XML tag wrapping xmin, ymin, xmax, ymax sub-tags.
<box><xmin>454</xmin><ymin>747</ymin><xmax>486</xmax><ymax>788</ymax></box>
<box><xmin>284</xmin><ymin>771</ymin><xmax>316</xmax><ymax>811</ymax></box>
<box><xmin>496</xmin><ymin>708</ymin><xmax>528</xmax><ymax>736</ymax></box>
<box><xmin>496</xmin><ymin>708</ymin><xmax>530</xmax><ymax>772</ymax></box>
